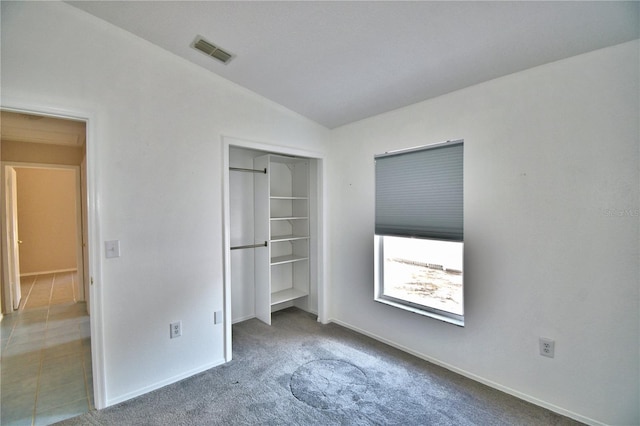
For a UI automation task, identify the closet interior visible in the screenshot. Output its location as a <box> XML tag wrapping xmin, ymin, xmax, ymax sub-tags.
<box><xmin>229</xmin><ymin>146</ymin><xmax>319</xmax><ymax>325</ymax></box>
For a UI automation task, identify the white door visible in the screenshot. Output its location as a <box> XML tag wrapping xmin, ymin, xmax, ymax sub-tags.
<box><xmin>6</xmin><ymin>168</ymin><xmax>22</xmax><ymax>310</ymax></box>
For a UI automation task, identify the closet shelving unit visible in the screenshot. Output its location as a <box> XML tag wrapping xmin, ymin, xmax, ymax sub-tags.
<box><xmin>254</xmin><ymin>154</ymin><xmax>310</xmax><ymax>325</ymax></box>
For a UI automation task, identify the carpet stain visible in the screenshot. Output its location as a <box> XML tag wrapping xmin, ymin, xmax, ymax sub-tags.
<box><xmin>290</xmin><ymin>359</ymin><xmax>368</xmax><ymax>410</ymax></box>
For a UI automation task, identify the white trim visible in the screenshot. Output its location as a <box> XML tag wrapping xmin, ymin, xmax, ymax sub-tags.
<box><xmin>0</xmin><ymin>99</ymin><xmax>106</xmax><ymax>410</ymax></box>
<box><xmin>20</xmin><ymin>268</ymin><xmax>78</xmax><ymax>277</ymax></box>
<box><xmin>328</xmin><ymin>317</ymin><xmax>604</xmax><ymax>426</ymax></box>
<box><xmin>221</xmin><ymin>141</ymin><xmax>232</xmax><ymax>362</ymax></box>
<box><xmin>375</xmin><ymin>138</ymin><xmax>463</xmax><ymax>159</ymax></box>
<box><xmin>222</xmin><ymin>136</ymin><xmax>324</xmax><ymax>161</ymax></box>
<box><xmin>221</xmin><ymin>135</ymin><xmax>327</xmax><ymax>362</ymax></box>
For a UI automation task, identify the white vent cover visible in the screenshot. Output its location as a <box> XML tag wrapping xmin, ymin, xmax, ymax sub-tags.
<box><xmin>191</xmin><ymin>35</ymin><xmax>234</xmax><ymax>64</ymax></box>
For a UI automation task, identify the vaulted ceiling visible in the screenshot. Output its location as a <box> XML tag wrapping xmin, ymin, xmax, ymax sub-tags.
<box><xmin>67</xmin><ymin>1</ymin><xmax>639</xmax><ymax>129</ymax></box>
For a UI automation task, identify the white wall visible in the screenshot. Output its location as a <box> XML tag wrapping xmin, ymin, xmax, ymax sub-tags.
<box><xmin>328</xmin><ymin>40</ymin><xmax>639</xmax><ymax>425</ymax></box>
<box><xmin>1</xmin><ymin>1</ymin><xmax>329</xmax><ymax>406</ymax></box>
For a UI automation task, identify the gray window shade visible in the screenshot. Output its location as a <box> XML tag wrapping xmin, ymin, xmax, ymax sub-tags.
<box><xmin>375</xmin><ymin>140</ymin><xmax>463</xmax><ymax>241</ymax></box>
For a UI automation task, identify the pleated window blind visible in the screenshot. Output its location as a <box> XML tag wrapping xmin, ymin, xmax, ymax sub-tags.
<box><xmin>375</xmin><ymin>140</ymin><xmax>463</xmax><ymax>241</ymax></box>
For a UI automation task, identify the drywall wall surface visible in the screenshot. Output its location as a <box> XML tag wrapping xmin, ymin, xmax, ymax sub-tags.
<box><xmin>15</xmin><ymin>167</ymin><xmax>78</xmax><ymax>274</ymax></box>
<box><xmin>1</xmin><ymin>1</ymin><xmax>328</xmax><ymax>405</ymax></box>
<box><xmin>328</xmin><ymin>40</ymin><xmax>639</xmax><ymax>425</ymax></box>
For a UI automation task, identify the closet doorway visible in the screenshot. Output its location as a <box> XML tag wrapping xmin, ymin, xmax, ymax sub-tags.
<box><xmin>222</xmin><ymin>136</ymin><xmax>326</xmax><ymax>361</ymax></box>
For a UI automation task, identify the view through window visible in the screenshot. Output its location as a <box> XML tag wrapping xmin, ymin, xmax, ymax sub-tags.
<box><xmin>380</xmin><ymin>236</ymin><xmax>463</xmax><ymax>316</ymax></box>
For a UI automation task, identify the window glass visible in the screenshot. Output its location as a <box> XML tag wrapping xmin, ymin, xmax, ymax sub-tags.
<box><xmin>379</xmin><ymin>236</ymin><xmax>463</xmax><ymax>316</ymax></box>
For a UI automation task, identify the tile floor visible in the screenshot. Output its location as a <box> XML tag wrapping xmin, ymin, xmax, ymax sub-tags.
<box><xmin>19</xmin><ymin>273</ymin><xmax>77</xmax><ymax>311</ymax></box>
<box><xmin>1</xmin><ymin>273</ymin><xmax>93</xmax><ymax>425</ymax></box>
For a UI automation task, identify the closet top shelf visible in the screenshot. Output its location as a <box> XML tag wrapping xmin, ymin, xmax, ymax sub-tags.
<box><xmin>271</xmin><ymin>234</ymin><xmax>309</xmax><ymax>242</ymax></box>
<box><xmin>270</xmin><ymin>216</ymin><xmax>307</xmax><ymax>221</ymax></box>
<box><xmin>269</xmin><ymin>155</ymin><xmax>308</xmax><ymax>165</ymax></box>
<box><xmin>270</xmin><ymin>196</ymin><xmax>308</xmax><ymax>200</ymax></box>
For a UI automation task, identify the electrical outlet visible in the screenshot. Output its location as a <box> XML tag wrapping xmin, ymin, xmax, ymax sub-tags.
<box><xmin>539</xmin><ymin>337</ymin><xmax>555</xmax><ymax>358</ymax></box>
<box><xmin>170</xmin><ymin>321</ymin><xmax>182</xmax><ymax>339</ymax></box>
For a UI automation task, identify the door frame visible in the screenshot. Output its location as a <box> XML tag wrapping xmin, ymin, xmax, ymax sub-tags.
<box><xmin>0</xmin><ymin>100</ymin><xmax>106</xmax><ymax>409</ymax></box>
<box><xmin>221</xmin><ymin>135</ymin><xmax>327</xmax><ymax>362</ymax></box>
<box><xmin>1</xmin><ymin>162</ymin><xmax>85</xmax><ymax>302</ymax></box>
<box><xmin>3</xmin><ymin>167</ymin><xmax>22</xmax><ymax>309</ymax></box>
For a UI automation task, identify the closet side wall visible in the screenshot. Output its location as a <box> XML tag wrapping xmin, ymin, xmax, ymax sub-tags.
<box><xmin>229</xmin><ymin>147</ymin><xmax>259</xmax><ymax>323</ymax></box>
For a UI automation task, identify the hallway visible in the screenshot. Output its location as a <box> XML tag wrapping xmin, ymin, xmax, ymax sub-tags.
<box><xmin>1</xmin><ymin>272</ymin><xmax>93</xmax><ymax>425</ymax></box>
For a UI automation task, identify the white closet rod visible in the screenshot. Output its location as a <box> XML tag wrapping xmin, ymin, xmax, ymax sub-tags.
<box><xmin>230</xmin><ymin>241</ymin><xmax>268</xmax><ymax>250</ymax></box>
<box><xmin>229</xmin><ymin>167</ymin><xmax>267</xmax><ymax>174</ymax></box>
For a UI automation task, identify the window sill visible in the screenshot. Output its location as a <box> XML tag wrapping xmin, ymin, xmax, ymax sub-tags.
<box><xmin>374</xmin><ymin>296</ymin><xmax>464</xmax><ymax>327</ymax></box>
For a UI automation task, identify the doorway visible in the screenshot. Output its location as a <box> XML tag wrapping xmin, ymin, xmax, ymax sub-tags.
<box><xmin>0</xmin><ymin>110</ymin><xmax>94</xmax><ymax>424</ymax></box>
<box><xmin>4</xmin><ymin>165</ymin><xmax>85</xmax><ymax>308</ymax></box>
<box><xmin>1</xmin><ymin>111</ymin><xmax>88</xmax><ymax>313</ymax></box>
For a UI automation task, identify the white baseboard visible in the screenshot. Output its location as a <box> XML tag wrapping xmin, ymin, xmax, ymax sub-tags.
<box><xmin>106</xmin><ymin>359</ymin><xmax>225</xmax><ymax>407</ymax></box>
<box><xmin>20</xmin><ymin>268</ymin><xmax>77</xmax><ymax>277</ymax></box>
<box><xmin>328</xmin><ymin>318</ymin><xmax>603</xmax><ymax>426</ymax></box>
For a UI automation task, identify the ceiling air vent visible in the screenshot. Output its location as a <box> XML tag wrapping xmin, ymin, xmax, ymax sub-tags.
<box><xmin>191</xmin><ymin>35</ymin><xmax>234</xmax><ymax>65</ymax></box>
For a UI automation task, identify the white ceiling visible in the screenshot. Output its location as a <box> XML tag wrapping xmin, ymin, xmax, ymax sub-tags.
<box><xmin>67</xmin><ymin>1</ymin><xmax>639</xmax><ymax>129</ymax></box>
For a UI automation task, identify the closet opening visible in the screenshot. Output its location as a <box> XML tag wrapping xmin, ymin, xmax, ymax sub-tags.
<box><xmin>222</xmin><ymin>137</ymin><xmax>325</xmax><ymax>361</ymax></box>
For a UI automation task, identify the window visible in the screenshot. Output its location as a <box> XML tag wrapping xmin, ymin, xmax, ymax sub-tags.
<box><xmin>374</xmin><ymin>140</ymin><xmax>464</xmax><ymax>326</ymax></box>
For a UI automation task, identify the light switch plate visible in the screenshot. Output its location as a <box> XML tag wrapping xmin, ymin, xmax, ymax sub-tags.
<box><xmin>214</xmin><ymin>310</ymin><xmax>223</xmax><ymax>324</ymax></box>
<box><xmin>105</xmin><ymin>240</ymin><xmax>120</xmax><ymax>258</ymax></box>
